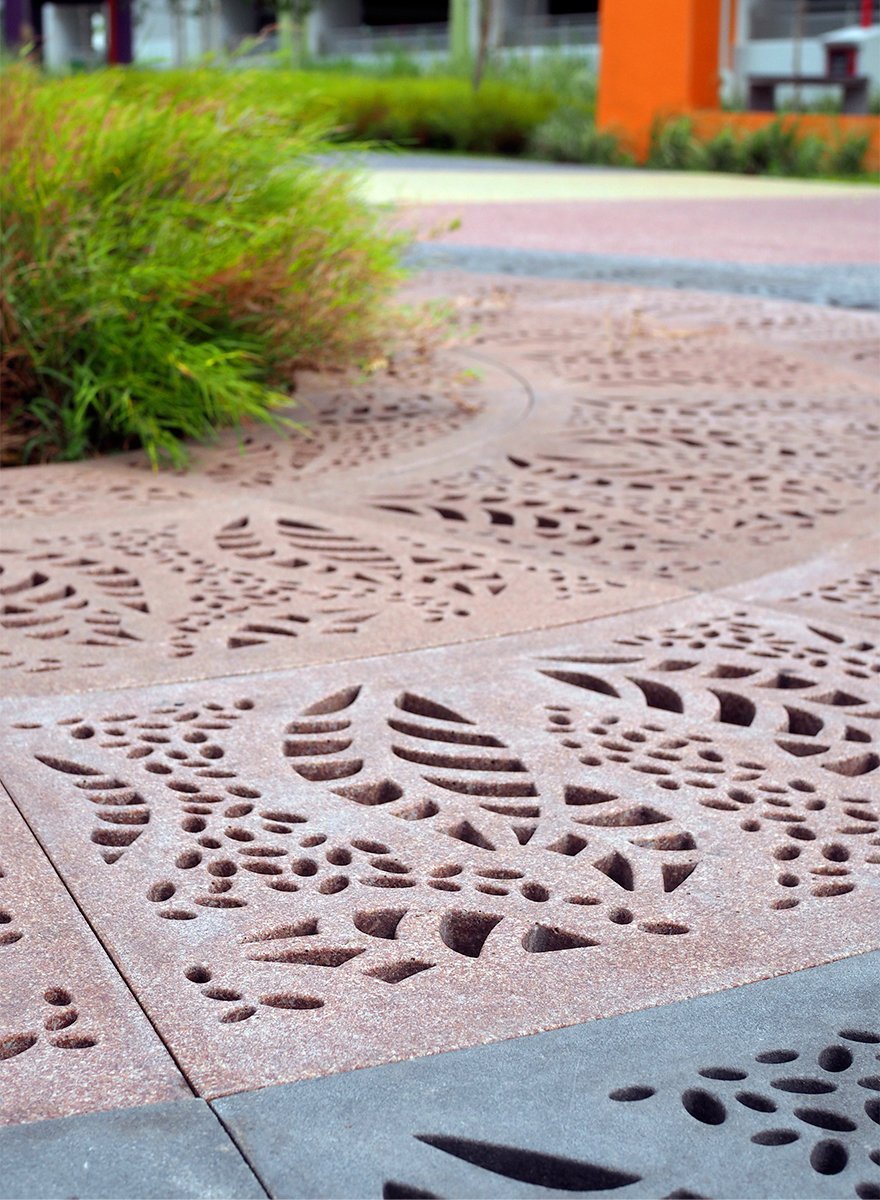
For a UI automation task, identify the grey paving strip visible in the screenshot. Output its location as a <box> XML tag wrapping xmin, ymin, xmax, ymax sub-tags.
<box><xmin>214</xmin><ymin>950</ymin><xmax>880</xmax><ymax>1200</ymax></box>
<box><xmin>406</xmin><ymin>244</ymin><xmax>880</xmax><ymax>311</ymax></box>
<box><xmin>0</xmin><ymin>1099</ymin><xmax>267</xmax><ymax>1199</ymax></box>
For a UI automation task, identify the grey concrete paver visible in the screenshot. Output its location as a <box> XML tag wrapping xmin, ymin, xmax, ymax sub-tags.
<box><xmin>0</xmin><ymin>1099</ymin><xmax>265</xmax><ymax>1199</ymax></box>
<box><xmin>215</xmin><ymin>950</ymin><xmax>880</xmax><ymax>1200</ymax></box>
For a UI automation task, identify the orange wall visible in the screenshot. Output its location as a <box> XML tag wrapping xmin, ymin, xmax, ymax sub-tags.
<box><xmin>597</xmin><ymin>0</ymin><xmax>723</xmax><ymax>157</ymax></box>
<box><xmin>691</xmin><ymin>110</ymin><xmax>880</xmax><ymax>173</ymax></box>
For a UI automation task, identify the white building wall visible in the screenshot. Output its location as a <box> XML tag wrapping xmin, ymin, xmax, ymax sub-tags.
<box><xmin>43</xmin><ymin>2</ymin><xmax>104</xmax><ymax>69</ymax></box>
<box><xmin>735</xmin><ymin>30</ymin><xmax>880</xmax><ymax>102</ymax></box>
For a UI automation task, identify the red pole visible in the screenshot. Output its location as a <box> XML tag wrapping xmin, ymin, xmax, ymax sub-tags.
<box><xmin>107</xmin><ymin>0</ymin><xmax>118</xmax><ymax>63</ymax></box>
<box><xmin>862</xmin><ymin>0</ymin><xmax>873</xmax><ymax>28</ymax></box>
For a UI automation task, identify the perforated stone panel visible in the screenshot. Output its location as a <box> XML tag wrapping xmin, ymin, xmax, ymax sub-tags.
<box><xmin>724</xmin><ymin>539</ymin><xmax>880</xmax><ymax>635</ymax></box>
<box><xmin>0</xmin><ymin>786</ymin><xmax>186</xmax><ymax>1125</ymax></box>
<box><xmin>0</xmin><ymin>498</ymin><xmax>681</xmax><ymax>696</ymax></box>
<box><xmin>215</xmin><ymin>950</ymin><xmax>880</xmax><ymax>1200</ymax></box>
<box><xmin>1</xmin><ymin>598</ymin><xmax>876</xmax><ymax>1099</ymax></box>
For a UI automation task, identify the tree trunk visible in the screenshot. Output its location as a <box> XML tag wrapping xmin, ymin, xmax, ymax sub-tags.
<box><xmin>472</xmin><ymin>0</ymin><xmax>492</xmax><ymax>91</ymax></box>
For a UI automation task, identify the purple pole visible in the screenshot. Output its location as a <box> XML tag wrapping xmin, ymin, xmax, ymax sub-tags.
<box><xmin>115</xmin><ymin>0</ymin><xmax>134</xmax><ymax>63</ymax></box>
<box><xmin>3</xmin><ymin>0</ymin><xmax>28</xmax><ymax>48</ymax></box>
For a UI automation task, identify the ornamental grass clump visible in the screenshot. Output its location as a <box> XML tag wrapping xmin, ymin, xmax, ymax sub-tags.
<box><xmin>0</xmin><ymin>67</ymin><xmax>404</xmax><ymax>466</ymax></box>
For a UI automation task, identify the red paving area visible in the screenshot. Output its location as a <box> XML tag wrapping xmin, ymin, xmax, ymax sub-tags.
<box><xmin>402</xmin><ymin>195</ymin><xmax>880</xmax><ymax>264</ymax></box>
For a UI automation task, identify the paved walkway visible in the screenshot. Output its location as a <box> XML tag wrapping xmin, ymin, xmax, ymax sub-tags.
<box><xmin>370</xmin><ymin>155</ymin><xmax>880</xmax><ymax>308</ymax></box>
<box><xmin>1</xmin><ymin>166</ymin><xmax>879</xmax><ymax>1199</ymax></box>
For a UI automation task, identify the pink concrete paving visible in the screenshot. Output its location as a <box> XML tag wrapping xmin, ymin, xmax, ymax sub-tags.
<box><xmin>0</xmin><ymin>273</ymin><xmax>878</xmax><ymax>1127</ymax></box>
<box><xmin>401</xmin><ymin>196</ymin><xmax>880</xmax><ymax>264</ymax></box>
<box><xmin>0</xmin><ymin>785</ymin><xmax>187</xmax><ymax>1125</ymax></box>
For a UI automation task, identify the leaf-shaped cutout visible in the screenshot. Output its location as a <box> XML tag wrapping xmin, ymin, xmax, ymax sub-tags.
<box><xmin>540</xmin><ymin>669</ymin><xmax>620</xmax><ymax>698</ymax></box>
<box><xmin>382</xmin><ymin>1183</ymin><xmax>439</xmax><ymax>1199</ymax></box>
<box><xmin>363</xmin><ymin>960</ymin><xmax>433</xmax><ymax>984</ymax></box>
<box><xmin>0</xmin><ymin>1033</ymin><xmax>38</xmax><ymax>1060</ymax></box>
<box><xmin>522</xmin><ymin>924</ymin><xmax>598</xmax><ymax>953</ymax></box>
<box><xmin>661</xmin><ymin>862</ymin><xmax>697</xmax><ymax>892</ymax></box>
<box><xmin>249</xmin><ymin>947</ymin><xmax>365</xmax><ymax>967</ymax></box>
<box><xmin>439</xmin><ymin>911</ymin><xmax>502</xmax><ymax>958</ymax></box>
<box><xmin>395</xmin><ymin>693</ymin><xmax>473</xmax><ymax>724</ymax></box>
<box><xmin>709</xmin><ymin>689</ymin><xmax>755</xmax><ymax>727</ymax></box>
<box><xmin>823</xmin><ymin>752</ymin><xmax>879</xmax><ymax>777</ymax></box>
<box><xmin>547</xmin><ymin>833</ymin><xmax>587</xmax><ymax>857</ymax></box>
<box><xmin>354</xmin><ymin>909</ymin><xmax>406</xmax><ymax>940</ymax></box>
<box><xmin>242</xmin><ymin>920</ymin><xmax>319</xmax><ymax>943</ymax></box>
<box><xmin>579</xmin><ymin>806</ymin><xmax>670</xmax><ymax>828</ymax></box>
<box><xmin>334</xmin><ymin>779</ymin><xmax>403</xmax><ymax>806</ymax></box>
<box><xmin>629</xmin><ymin>678</ymin><xmax>684</xmax><ymax>714</ymax></box>
<box><xmin>632</xmin><ymin>832</ymin><xmax>696</xmax><ymax>851</ymax></box>
<box><xmin>594</xmin><ymin>851</ymin><xmax>634</xmax><ymax>891</ymax></box>
<box><xmin>414</xmin><ymin>1135</ymin><xmax>639</xmax><ymax>1191</ymax></box>
<box><xmin>447</xmin><ymin>820</ymin><xmax>495</xmax><ymax>851</ymax></box>
<box><xmin>35</xmin><ymin>755</ymin><xmax>101</xmax><ymax>777</ymax></box>
<box><xmin>301</xmin><ymin>687</ymin><xmax>362</xmax><ymax>717</ymax></box>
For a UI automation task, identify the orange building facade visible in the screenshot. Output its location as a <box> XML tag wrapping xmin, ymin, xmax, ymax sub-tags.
<box><xmin>596</xmin><ymin>0</ymin><xmax>880</xmax><ymax>169</ymax></box>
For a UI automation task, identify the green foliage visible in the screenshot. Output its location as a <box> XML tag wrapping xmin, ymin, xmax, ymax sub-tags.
<box><xmin>529</xmin><ymin>105</ymin><xmax>630</xmax><ymax>165</ymax></box>
<box><xmin>826</xmin><ymin>132</ymin><xmax>871</xmax><ymax>176</ymax></box>
<box><xmin>0</xmin><ymin>66</ymin><xmax>404</xmax><ymax>466</ymax></box>
<box><xmin>702</xmin><ymin>126</ymin><xmax>745</xmax><ymax>173</ymax></box>
<box><xmin>646</xmin><ymin>116</ymin><xmax>706</xmax><ymax>171</ymax></box>
<box><xmin>648</xmin><ymin>115</ymin><xmax>870</xmax><ymax>178</ymax></box>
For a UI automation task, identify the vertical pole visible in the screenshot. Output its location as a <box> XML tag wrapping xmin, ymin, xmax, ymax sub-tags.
<box><xmin>107</xmin><ymin>0</ymin><xmax>118</xmax><ymax>61</ymax></box>
<box><xmin>106</xmin><ymin>0</ymin><xmax>132</xmax><ymax>64</ymax></box>
<box><xmin>861</xmin><ymin>0</ymin><xmax>873</xmax><ymax>28</ymax></box>
<box><xmin>4</xmin><ymin>0</ymin><xmax>26</xmax><ymax>47</ymax></box>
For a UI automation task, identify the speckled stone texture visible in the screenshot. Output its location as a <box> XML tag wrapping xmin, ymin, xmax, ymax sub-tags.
<box><xmin>1</xmin><ymin>594</ymin><xmax>877</xmax><ymax>1099</ymax></box>
<box><xmin>215</xmin><ymin>950</ymin><xmax>880</xmax><ymax>1200</ymax></box>
<box><xmin>0</xmin><ymin>494</ymin><xmax>683</xmax><ymax>697</ymax></box>
<box><xmin>0</xmin><ymin>275</ymin><xmax>877</xmax><ymax>1152</ymax></box>
<box><xmin>0</xmin><ymin>785</ymin><xmax>186</xmax><ymax>1125</ymax></box>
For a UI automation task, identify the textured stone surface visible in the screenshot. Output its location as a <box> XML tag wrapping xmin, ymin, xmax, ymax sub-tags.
<box><xmin>0</xmin><ymin>1100</ymin><xmax>265</xmax><ymax>1198</ymax></box>
<box><xmin>1</xmin><ymin>595</ymin><xmax>877</xmax><ymax>1099</ymax></box>
<box><xmin>724</xmin><ymin>539</ymin><xmax>880</xmax><ymax>634</ymax></box>
<box><xmin>0</xmin><ymin>495</ymin><xmax>681</xmax><ymax>697</ymax></box>
<box><xmin>0</xmin><ymin>271</ymin><xmax>877</xmax><ymax>1180</ymax></box>
<box><xmin>215</xmin><ymin>950</ymin><xmax>880</xmax><ymax>1200</ymax></box>
<box><xmin>0</xmin><ymin>785</ymin><xmax>186</xmax><ymax>1126</ymax></box>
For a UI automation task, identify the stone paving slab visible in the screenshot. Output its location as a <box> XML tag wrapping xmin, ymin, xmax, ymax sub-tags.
<box><xmin>215</xmin><ymin>950</ymin><xmax>880</xmax><ymax>1200</ymax></box>
<box><xmin>0</xmin><ymin>271</ymin><xmax>877</xmax><ymax>1185</ymax></box>
<box><xmin>0</xmin><ymin>784</ymin><xmax>187</xmax><ymax>1126</ymax></box>
<box><xmin>723</xmin><ymin>538</ymin><xmax>880</xmax><ymax>635</ymax></box>
<box><xmin>0</xmin><ymin>494</ymin><xmax>683</xmax><ymax>697</ymax></box>
<box><xmin>0</xmin><ymin>348</ymin><xmax>514</xmax><ymax>527</ymax></box>
<box><xmin>0</xmin><ymin>1099</ymin><xmax>265</xmax><ymax>1199</ymax></box>
<box><xmin>0</xmin><ymin>593</ymin><xmax>876</xmax><ymax>1102</ymax></box>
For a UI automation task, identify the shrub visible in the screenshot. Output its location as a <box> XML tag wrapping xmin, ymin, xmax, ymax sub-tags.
<box><xmin>826</xmin><ymin>132</ymin><xmax>870</xmax><ymax>176</ymax></box>
<box><xmin>702</xmin><ymin>126</ymin><xmax>745</xmax><ymax>173</ymax></box>
<box><xmin>649</xmin><ymin>115</ymin><xmax>871</xmax><ymax>178</ymax></box>
<box><xmin>529</xmin><ymin>105</ymin><xmax>631</xmax><ymax>165</ymax></box>
<box><xmin>647</xmin><ymin>116</ymin><xmax>706</xmax><ymax>170</ymax></box>
<box><xmin>0</xmin><ymin>67</ymin><xmax>404</xmax><ymax>466</ymax></box>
